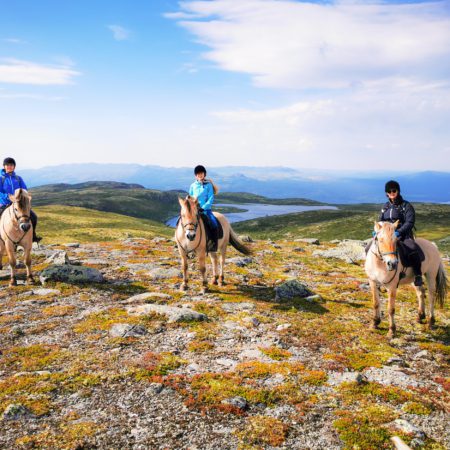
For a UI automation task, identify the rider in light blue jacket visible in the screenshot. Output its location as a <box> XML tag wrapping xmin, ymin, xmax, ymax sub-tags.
<box><xmin>189</xmin><ymin>165</ymin><xmax>219</xmax><ymax>250</ymax></box>
<box><xmin>0</xmin><ymin>157</ymin><xmax>41</xmax><ymax>242</ymax></box>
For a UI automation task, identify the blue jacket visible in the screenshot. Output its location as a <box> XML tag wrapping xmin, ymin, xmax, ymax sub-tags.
<box><xmin>0</xmin><ymin>169</ymin><xmax>27</xmax><ymax>206</ymax></box>
<box><xmin>189</xmin><ymin>180</ymin><xmax>214</xmax><ymax>210</ymax></box>
<box><xmin>379</xmin><ymin>195</ymin><xmax>415</xmax><ymax>239</ymax></box>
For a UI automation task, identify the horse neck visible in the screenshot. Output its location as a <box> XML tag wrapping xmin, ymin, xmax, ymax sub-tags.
<box><xmin>2</xmin><ymin>205</ymin><xmax>22</xmax><ymax>236</ymax></box>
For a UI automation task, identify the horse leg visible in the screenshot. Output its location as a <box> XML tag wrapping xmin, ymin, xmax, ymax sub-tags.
<box><xmin>7</xmin><ymin>245</ymin><xmax>17</xmax><ymax>287</ymax></box>
<box><xmin>387</xmin><ymin>288</ymin><xmax>397</xmax><ymax>339</ymax></box>
<box><xmin>199</xmin><ymin>251</ymin><xmax>208</xmax><ymax>293</ymax></box>
<box><xmin>218</xmin><ymin>246</ymin><xmax>227</xmax><ymax>286</ymax></box>
<box><xmin>414</xmin><ymin>282</ymin><xmax>426</xmax><ymax>323</ymax></box>
<box><xmin>25</xmin><ymin>246</ymin><xmax>35</xmax><ymax>285</ymax></box>
<box><xmin>369</xmin><ymin>280</ymin><xmax>381</xmax><ymax>329</ymax></box>
<box><xmin>210</xmin><ymin>252</ymin><xmax>219</xmax><ymax>285</ymax></box>
<box><xmin>425</xmin><ymin>271</ymin><xmax>436</xmax><ymax>329</ymax></box>
<box><xmin>180</xmin><ymin>251</ymin><xmax>189</xmax><ymax>291</ymax></box>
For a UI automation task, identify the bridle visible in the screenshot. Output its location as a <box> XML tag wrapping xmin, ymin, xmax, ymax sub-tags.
<box><xmin>176</xmin><ymin>211</ymin><xmax>203</xmax><ymax>255</ymax></box>
<box><xmin>1</xmin><ymin>201</ymin><xmax>31</xmax><ymax>246</ymax></box>
<box><xmin>370</xmin><ymin>231</ymin><xmax>400</xmax><ymax>285</ymax></box>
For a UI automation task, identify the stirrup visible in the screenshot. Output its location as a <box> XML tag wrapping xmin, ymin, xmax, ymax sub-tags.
<box><xmin>414</xmin><ymin>275</ymin><xmax>423</xmax><ymax>287</ymax></box>
<box><xmin>33</xmin><ymin>235</ymin><xmax>43</xmax><ymax>243</ymax></box>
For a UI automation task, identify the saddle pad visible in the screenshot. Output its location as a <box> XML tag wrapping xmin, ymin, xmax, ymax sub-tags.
<box><xmin>398</xmin><ymin>241</ymin><xmax>425</xmax><ymax>268</ymax></box>
<box><xmin>200</xmin><ymin>213</ymin><xmax>224</xmax><ymax>241</ymax></box>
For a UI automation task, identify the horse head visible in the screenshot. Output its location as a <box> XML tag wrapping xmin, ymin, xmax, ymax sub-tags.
<box><xmin>8</xmin><ymin>188</ymin><xmax>32</xmax><ymax>232</ymax></box>
<box><xmin>178</xmin><ymin>195</ymin><xmax>200</xmax><ymax>241</ymax></box>
<box><xmin>373</xmin><ymin>220</ymin><xmax>399</xmax><ymax>271</ymax></box>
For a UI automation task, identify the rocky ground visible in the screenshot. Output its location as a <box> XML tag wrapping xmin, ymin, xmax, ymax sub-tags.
<box><xmin>0</xmin><ymin>236</ymin><xmax>448</xmax><ymax>449</ymax></box>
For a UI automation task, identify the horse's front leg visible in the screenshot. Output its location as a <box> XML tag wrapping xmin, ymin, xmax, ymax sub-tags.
<box><xmin>198</xmin><ymin>250</ymin><xmax>208</xmax><ymax>293</ymax></box>
<box><xmin>6</xmin><ymin>244</ymin><xmax>17</xmax><ymax>287</ymax></box>
<box><xmin>25</xmin><ymin>246</ymin><xmax>35</xmax><ymax>285</ymax></box>
<box><xmin>179</xmin><ymin>250</ymin><xmax>189</xmax><ymax>291</ymax></box>
<box><xmin>387</xmin><ymin>287</ymin><xmax>397</xmax><ymax>339</ymax></box>
<box><xmin>369</xmin><ymin>279</ymin><xmax>381</xmax><ymax>329</ymax></box>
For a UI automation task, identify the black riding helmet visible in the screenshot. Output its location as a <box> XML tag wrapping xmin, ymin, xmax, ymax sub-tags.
<box><xmin>385</xmin><ymin>180</ymin><xmax>400</xmax><ymax>193</ymax></box>
<box><xmin>194</xmin><ymin>165</ymin><xmax>207</xmax><ymax>175</ymax></box>
<box><xmin>3</xmin><ymin>157</ymin><xmax>16</xmax><ymax>167</ymax></box>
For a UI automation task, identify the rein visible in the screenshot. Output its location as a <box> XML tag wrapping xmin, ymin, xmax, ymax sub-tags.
<box><xmin>176</xmin><ymin>213</ymin><xmax>203</xmax><ymax>255</ymax></box>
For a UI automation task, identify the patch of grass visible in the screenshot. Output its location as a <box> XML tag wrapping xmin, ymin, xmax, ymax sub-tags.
<box><xmin>187</xmin><ymin>340</ymin><xmax>215</xmax><ymax>353</ymax></box>
<box><xmin>134</xmin><ymin>352</ymin><xmax>187</xmax><ymax>378</ymax></box>
<box><xmin>402</xmin><ymin>401</ymin><xmax>433</xmax><ymax>415</ymax></box>
<box><xmin>1</xmin><ymin>344</ymin><xmax>63</xmax><ymax>372</ymax></box>
<box><xmin>41</xmin><ymin>305</ymin><xmax>76</xmax><ymax>317</ymax></box>
<box><xmin>236</xmin><ymin>416</ymin><xmax>289</xmax><ymax>448</ymax></box>
<box><xmin>260</xmin><ymin>346</ymin><xmax>292</xmax><ymax>361</ymax></box>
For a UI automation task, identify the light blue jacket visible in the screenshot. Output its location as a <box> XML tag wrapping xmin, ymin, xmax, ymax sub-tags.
<box><xmin>189</xmin><ymin>180</ymin><xmax>214</xmax><ymax>210</ymax></box>
<box><xmin>0</xmin><ymin>169</ymin><xmax>27</xmax><ymax>206</ymax></box>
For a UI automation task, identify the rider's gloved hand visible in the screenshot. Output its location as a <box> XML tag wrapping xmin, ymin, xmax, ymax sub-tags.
<box><xmin>394</xmin><ymin>231</ymin><xmax>400</xmax><ymax>238</ymax></box>
<box><xmin>372</xmin><ymin>231</ymin><xmax>377</xmax><ymax>237</ymax></box>
<box><xmin>198</xmin><ymin>207</ymin><xmax>204</xmax><ymax>213</ymax></box>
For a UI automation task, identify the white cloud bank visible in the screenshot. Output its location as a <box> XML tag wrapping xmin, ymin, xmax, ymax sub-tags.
<box><xmin>0</xmin><ymin>59</ymin><xmax>80</xmax><ymax>85</ymax></box>
<box><xmin>168</xmin><ymin>0</ymin><xmax>450</xmax><ymax>170</ymax></box>
<box><xmin>107</xmin><ymin>25</ymin><xmax>131</xmax><ymax>41</ymax></box>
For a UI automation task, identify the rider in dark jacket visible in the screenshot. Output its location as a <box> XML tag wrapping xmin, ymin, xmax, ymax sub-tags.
<box><xmin>380</xmin><ymin>180</ymin><xmax>422</xmax><ymax>286</ymax></box>
<box><xmin>0</xmin><ymin>157</ymin><xmax>41</xmax><ymax>243</ymax></box>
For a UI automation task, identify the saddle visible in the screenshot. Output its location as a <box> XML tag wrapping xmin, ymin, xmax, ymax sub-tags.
<box><xmin>397</xmin><ymin>241</ymin><xmax>425</xmax><ymax>268</ymax></box>
<box><xmin>200</xmin><ymin>213</ymin><xmax>223</xmax><ymax>252</ymax></box>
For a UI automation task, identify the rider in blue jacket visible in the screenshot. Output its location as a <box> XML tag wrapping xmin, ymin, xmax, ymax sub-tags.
<box><xmin>189</xmin><ymin>165</ymin><xmax>219</xmax><ymax>251</ymax></box>
<box><xmin>0</xmin><ymin>157</ymin><xmax>41</xmax><ymax>242</ymax></box>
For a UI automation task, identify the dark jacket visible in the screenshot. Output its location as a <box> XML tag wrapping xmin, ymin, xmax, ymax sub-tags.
<box><xmin>379</xmin><ymin>195</ymin><xmax>415</xmax><ymax>239</ymax></box>
<box><xmin>0</xmin><ymin>169</ymin><xmax>27</xmax><ymax>206</ymax></box>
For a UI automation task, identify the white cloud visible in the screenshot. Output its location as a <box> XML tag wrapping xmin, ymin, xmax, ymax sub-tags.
<box><xmin>107</xmin><ymin>24</ymin><xmax>131</xmax><ymax>41</ymax></box>
<box><xmin>172</xmin><ymin>0</ymin><xmax>450</xmax><ymax>90</ymax></box>
<box><xmin>0</xmin><ymin>59</ymin><xmax>80</xmax><ymax>85</ymax></box>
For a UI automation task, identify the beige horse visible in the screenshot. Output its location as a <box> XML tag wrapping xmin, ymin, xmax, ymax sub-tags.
<box><xmin>365</xmin><ymin>221</ymin><xmax>447</xmax><ymax>338</ymax></box>
<box><xmin>175</xmin><ymin>195</ymin><xmax>251</xmax><ymax>293</ymax></box>
<box><xmin>0</xmin><ymin>188</ymin><xmax>35</xmax><ymax>287</ymax></box>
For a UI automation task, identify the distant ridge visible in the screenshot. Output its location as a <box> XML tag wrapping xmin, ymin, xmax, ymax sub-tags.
<box><xmin>22</xmin><ymin>164</ymin><xmax>450</xmax><ymax>203</ymax></box>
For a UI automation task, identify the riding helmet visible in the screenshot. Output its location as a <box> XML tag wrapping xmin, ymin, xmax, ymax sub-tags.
<box><xmin>194</xmin><ymin>165</ymin><xmax>207</xmax><ymax>175</ymax></box>
<box><xmin>3</xmin><ymin>157</ymin><xmax>16</xmax><ymax>167</ymax></box>
<box><xmin>385</xmin><ymin>180</ymin><xmax>400</xmax><ymax>193</ymax></box>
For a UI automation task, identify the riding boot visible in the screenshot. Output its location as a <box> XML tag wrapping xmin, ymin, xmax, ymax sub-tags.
<box><xmin>409</xmin><ymin>251</ymin><xmax>423</xmax><ymax>286</ymax></box>
<box><xmin>210</xmin><ymin>226</ymin><xmax>218</xmax><ymax>252</ymax></box>
<box><xmin>30</xmin><ymin>210</ymin><xmax>42</xmax><ymax>243</ymax></box>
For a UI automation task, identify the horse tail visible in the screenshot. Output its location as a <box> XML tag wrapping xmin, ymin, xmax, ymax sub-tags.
<box><xmin>435</xmin><ymin>263</ymin><xmax>448</xmax><ymax>309</ymax></box>
<box><xmin>229</xmin><ymin>227</ymin><xmax>251</xmax><ymax>255</ymax></box>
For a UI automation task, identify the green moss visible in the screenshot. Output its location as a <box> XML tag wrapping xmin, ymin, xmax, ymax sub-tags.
<box><xmin>402</xmin><ymin>401</ymin><xmax>433</xmax><ymax>415</ymax></box>
<box><xmin>1</xmin><ymin>344</ymin><xmax>63</xmax><ymax>372</ymax></box>
<box><xmin>134</xmin><ymin>352</ymin><xmax>187</xmax><ymax>379</ymax></box>
<box><xmin>187</xmin><ymin>340</ymin><xmax>215</xmax><ymax>353</ymax></box>
<box><xmin>260</xmin><ymin>346</ymin><xmax>292</xmax><ymax>361</ymax></box>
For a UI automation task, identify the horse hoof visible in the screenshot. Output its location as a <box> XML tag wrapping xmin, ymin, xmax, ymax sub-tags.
<box><xmin>417</xmin><ymin>313</ymin><xmax>426</xmax><ymax>324</ymax></box>
<box><xmin>180</xmin><ymin>284</ymin><xmax>188</xmax><ymax>292</ymax></box>
<box><xmin>212</xmin><ymin>279</ymin><xmax>218</xmax><ymax>285</ymax></box>
<box><xmin>9</xmin><ymin>279</ymin><xmax>17</xmax><ymax>287</ymax></box>
<box><xmin>428</xmin><ymin>318</ymin><xmax>435</xmax><ymax>330</ymax></box>
<box><xmin>371</xmin><ymin>318</ymin><xmax>381</xmax><ymax>329</ymax></box>
<box><xmin>387</xmin><ymin>329</ymin><xmax>396</xmax><ymax>340</ymax></box>
<box><xmin>27</xmin><ymin>277</ymin><xmax>35</xmax><ymax>285</ymax></box>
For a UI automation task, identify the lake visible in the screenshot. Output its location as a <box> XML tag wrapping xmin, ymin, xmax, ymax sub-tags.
<box><xmin>166</xmin><ymin>203</ymin><xmax>338</xmax><ymax>227</ymax></box>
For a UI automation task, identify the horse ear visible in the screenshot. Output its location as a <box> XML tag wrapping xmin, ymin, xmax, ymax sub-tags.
<box><xmin>393</xmin><ymin>220</ymin><xmax>400</xmax><ymax>229</ymax></box>
<box><xmin>374</xmin><ymin>221</ymin><xmax>381</xmax><ymax>232</ymax></box>
<box><xmin>8</xmin><ymin>194</ymin><xmax>14</xmax><ymax>203</ymax></box>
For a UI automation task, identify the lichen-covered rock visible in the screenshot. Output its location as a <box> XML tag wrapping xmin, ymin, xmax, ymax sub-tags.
<box><xmin>3</xmin><ymin>404</ymin><xmax>31</xmax><ymax>420</ymax></box>
<box><xmin>275</xmin><ymin>279</ymin><xmax>314</xmax><ymax>301</ymax></box>
<box><xmin>313</xmin><ymin>240</ymin><xmax>366</xmax><ymax>264</ymax></box>
<box><xmin>221</xmin><ymin>396</ymin><xmax>248</xmax><ymax>411</ymax></box>
<box><xmin>124</xmin><ymin>292</ymin><xmax>173</xmax><ymax>304</ymax></box>
<box><xmin>44</xmin><ymin>250</ymin><xmax>70</xmax><ymax>265</ymax></box>
<box><xmin>239</xmin><ymin>235</ymin><xmax>254</xmax><ymax>242</ymax></box>
<box><xmin>109</xmin><ymin>324</ymin><xmax>148</xmax><ymax>338</ymax></box>
<box><xmin>127</xmin><ymin>304</ymin><xmax>207</xmax><ymax>323</ymax></box>
<box><xmin>295</xmin><ymin>238</ymin><xmax>320</xmax><ymax>245</ymax></box>
<box><xmin>391</xmin><ymin>419</ymin><xmax>426</xmax><ymax>439</ymax></box>
<box><xmin>147</xmin><ymin>267</ymin><xmax>182</xmax><ymax>280</ymax></box>
<box><xmin>39</xmin><ymin>264</ymin><xmax>104</xmax><ymax>285</ymax></box>
<box><xmin>227</xmin><ymin>257</ymin><xmax>254</xmax><ymax>267</ymax></box>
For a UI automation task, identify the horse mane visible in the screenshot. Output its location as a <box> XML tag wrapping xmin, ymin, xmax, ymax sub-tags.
<box><xmin>17</xmin><ymin>191</ymin><xmax>30</xmax><ymax>210</ymax></box>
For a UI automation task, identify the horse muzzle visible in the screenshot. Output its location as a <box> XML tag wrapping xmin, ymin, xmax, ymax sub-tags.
<box><xmin>386</xmin><ymin>259</ymin><xmax>398</xmax><ymax>271</ymax></box>
<box><xmin>186</xmin><ymin>231</ymin><xmax>196</xmax><ymax>241</ymax></box>
<box><xmin>20</xmin><ymin>222</ymin><xmax>31</xmax><ymax>232</ymax></box>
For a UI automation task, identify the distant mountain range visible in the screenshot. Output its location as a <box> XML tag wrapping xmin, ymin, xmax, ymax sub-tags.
<box><xmin>21</xmin><ymin>164</ymin><xmax>450</xmax><ymax>203</ymax></box>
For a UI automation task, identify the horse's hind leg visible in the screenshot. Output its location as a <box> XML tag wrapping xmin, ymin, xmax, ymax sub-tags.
<box><xmin>369</xmin><ymin>280</ymin><xmax>381</xmax><ymax>329</ymax></box>
<box><xmin>198</xmin><ymin>251</ymin><xmax>208</xmax><ymax>293</ymax></box>
<box><xmin>210</xmin><ymin>252</ymin><xmax>219</xmax><ymax>285</ymax></box>
<box><xmin>425</xmin><ymin>271</ymin><xmax>436</xmax><ymax>329</ymax></box>
<box><xmin>219</xmin><ymin>246</ymin><xmax>227</xmax><ymax>286</ymax></box>
<box><xmin>25</xmin><ymin>247</ymin><xmax>35</xmax><ymax>285</ymax></box>
<box><xmin>414</xmin><ymin>283</ymin><xmax>426</xmax><ymax>323</ymax></box>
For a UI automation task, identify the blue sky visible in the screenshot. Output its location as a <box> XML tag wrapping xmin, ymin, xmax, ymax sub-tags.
<box><xmin>1</xmin><ymin>0</ymin><xmax>449</xmax><ymax>171</ymax></box>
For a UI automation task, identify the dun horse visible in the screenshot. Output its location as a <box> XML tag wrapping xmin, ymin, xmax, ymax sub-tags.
<box><xmin>0</xmin><ymin>188</ymin><xmax>35</xmax><ymax>287</ymax></box>
<box><xmin>365</xmin><ymin>221</ymin><xmax>447</xmax><ymax>338</ymax></box>
<box><xmin>175</xmin><ymin>195</ymin><xmax>251</xmax><ymax>293</ymax></box>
